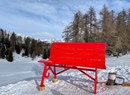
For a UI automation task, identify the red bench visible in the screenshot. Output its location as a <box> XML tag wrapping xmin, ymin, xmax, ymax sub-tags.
<box><xmin>38</xmin><ymin>42</ymin><xmax>106</xmax><ymax>94</ymax></box>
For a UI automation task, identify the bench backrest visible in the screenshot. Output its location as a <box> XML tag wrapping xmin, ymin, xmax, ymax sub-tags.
<box><xmin>49</xmin><ymin>42</ymin><xmax>106</xmax><ymax>69</ymax></box>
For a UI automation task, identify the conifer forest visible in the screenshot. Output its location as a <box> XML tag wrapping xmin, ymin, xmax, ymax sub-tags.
<box><xmin>62</xmin><ymin>5</ymin><xmax>130</xmax><ymax>57</ymax></box>
<box><xmin>0</xmin><ymin>29</ymin><xmax>50</xmax><ymax>62</ymax></box>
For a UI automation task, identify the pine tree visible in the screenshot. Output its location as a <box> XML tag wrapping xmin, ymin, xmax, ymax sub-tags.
<box><xmin>15</xmin><ymin>43</ymin><xmax>21</xmax><ymax>54</ymax></box>
<box><xmin>0</xmin><ymin>29</ymin><xmax>5</xmax><ymax>44</ymax></box>
<box><xmin>25</xmin><ymin>47</ymin><xmax>29</xmax><ymax>56</ymax></box>
<box><xmin>10</xmin><ymin>32</ymin><xmax>16</xmax><ymax>51</ymax></box>
<box><xmin>32</xmin><ymin>51</ymin><xmax>36</xmax><ymax>60</ymax></box>
<box><xmin>1</xmin><ymin>44</ymin><xmax>6</xmax><ymax>59</ymax></box>
<box><xmin>6</xmin><ymin>49</ymin><xmax>13</xmax><ymax>62</ymax></box>
<box><xmin>42</xmin><ymin>48</ymin><xmax>47</xmax><ymax>59</ymax></box>
<box><xmin>116</xmin><ymin>10</ymin><xmax>127</xmax><ymax>55</ymax></box>
<box><xmin>62</xmin><ymin>11</ymin><xmax>82</xmax><ymax>42</ymax></box>
<box><xmin>47</xmin><ymin>48</ymin><xmax>50</xmax><ymax>58</ymax></box>
<box><xmin>87</xmin><ymin>7</ymin><xmax>97</xmax><ymax>41</ymax></box>
<box><xmin>24</xmin><ymin>37</ymin><xmax>31</xmax><ymax>56</ymax></box>
<box><xmin>100</xmin><ymin>5</ymin><xmax>117</xmax><ymax>55</ymax></box>
<box><xmin>62</xmin><ymin>25</ymin><xmax>72</xmax><ymax>42</ymax></box>
<box><xmin>71</xmin><ymin>11</ymin><xmax>82</xmax><ymax>42</ymax></box>
<box><xmin>15</xmin><ymin>36</ymin><xmax>22</xmax><ymax>54</ymax></box>
<box><xmin>30</xmin><ymin>39</ymin><xmax>37</xmax><ymax>58</ymax></box>
<box><xmin>5</xmin><ymin>35</ymin><xmax>10</xmax><ymax>49</ymax></box>
<box><xmin>126</xmin><ymin>9</ymin><xmax>130</xmax><ymax>51</ymax></box>
<box><xmin>36</xmin><ymin>40</ymin><xmax>43</xmax><ymax>56</ymax></box>
<box><xmin>82</xmin><ymin>13</ymin><xmax>89</xmax><ymax>42</ymax></box>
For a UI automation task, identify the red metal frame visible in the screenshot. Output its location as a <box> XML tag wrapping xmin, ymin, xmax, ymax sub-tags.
<box><xmin>39</xmin><ymin>63</ymin><xmax>98</xmax><ymax>94</ymax></box>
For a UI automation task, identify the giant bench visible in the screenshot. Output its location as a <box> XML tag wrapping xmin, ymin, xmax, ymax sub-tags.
<box><xmin>38</xmin><ymin>42</ymin><xmax>106</xmax><ymax>94</ymax></box>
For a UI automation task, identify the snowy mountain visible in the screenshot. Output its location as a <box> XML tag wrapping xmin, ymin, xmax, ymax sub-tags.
<box><xmin>0</xmin><ymin>54</ymin><xmax>130</xmax><ymax>95</ymax></box>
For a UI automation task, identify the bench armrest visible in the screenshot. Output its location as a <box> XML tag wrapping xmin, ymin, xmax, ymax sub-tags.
<box><xmin>38</xmin><ymin>59</ymin><xmax>52</xmax><ymax>64</ymax></box>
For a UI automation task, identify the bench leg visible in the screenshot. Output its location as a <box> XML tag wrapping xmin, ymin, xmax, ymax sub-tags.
<box><xmin>94</xmin><ymin>69</ymin><xmax>98</xmax><ymax>94</ymax></box>
<box><xmin>39</xmin><ymin>64</ymin><xmax>48</xmax><ymax>91</ymax></box>
<box><xmin>52</xmin><ymin>66</ymin><xmax>58</xmax><ymax>83</ymax></box>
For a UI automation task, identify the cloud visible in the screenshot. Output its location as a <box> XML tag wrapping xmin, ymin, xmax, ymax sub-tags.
<box><xmin>108</xmin><ymin>0</ymin><xmax>130</xmax><ymax>11</ymax></box>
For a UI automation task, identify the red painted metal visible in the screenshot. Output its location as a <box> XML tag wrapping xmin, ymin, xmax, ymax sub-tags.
<box><xmin>53</xmin><ymin>67</ymin><xmax>57</xmax><ymax>79</ymax></box>
<box><xmin>40</xmin><ymin>64</ymin><xmax>50</xmax><ymax>87</ymax></box>
<box><xmin>94</xmin><ymin>69</ymin><xmax>98</xmax><ymax>94</ymax></box>
<box><xmin>56</xmin><ymin>68</ymin><xmax>70</xmax><ymax>75</ymax></box>
<box><xmin>78</xmin><ymin>69</ymin><xmax>95</xmax><ymax>81</ymax></box>
<box><xmin>38</xmin><ymin>42</ymin><xmax>106</xmax><ymax>94</ymax></box>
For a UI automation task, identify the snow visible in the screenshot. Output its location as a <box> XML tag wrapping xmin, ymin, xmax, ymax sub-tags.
<box><xmin>0</xmin><ymin>54</ymin><xmax>130</xmax><ymax>95</ymax></box>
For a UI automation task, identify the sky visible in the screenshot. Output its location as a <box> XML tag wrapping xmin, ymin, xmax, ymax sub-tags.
<box><xmin>0</xmin><ymin>0</ymin><xmax>130</xmax><ymax>41</ymax></box>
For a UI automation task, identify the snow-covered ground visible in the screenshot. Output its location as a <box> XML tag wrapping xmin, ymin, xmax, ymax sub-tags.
<box><xmin>0</xmin><ymin>53</ymin><xmax>130</xmax><ymax>95</ymax></box>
